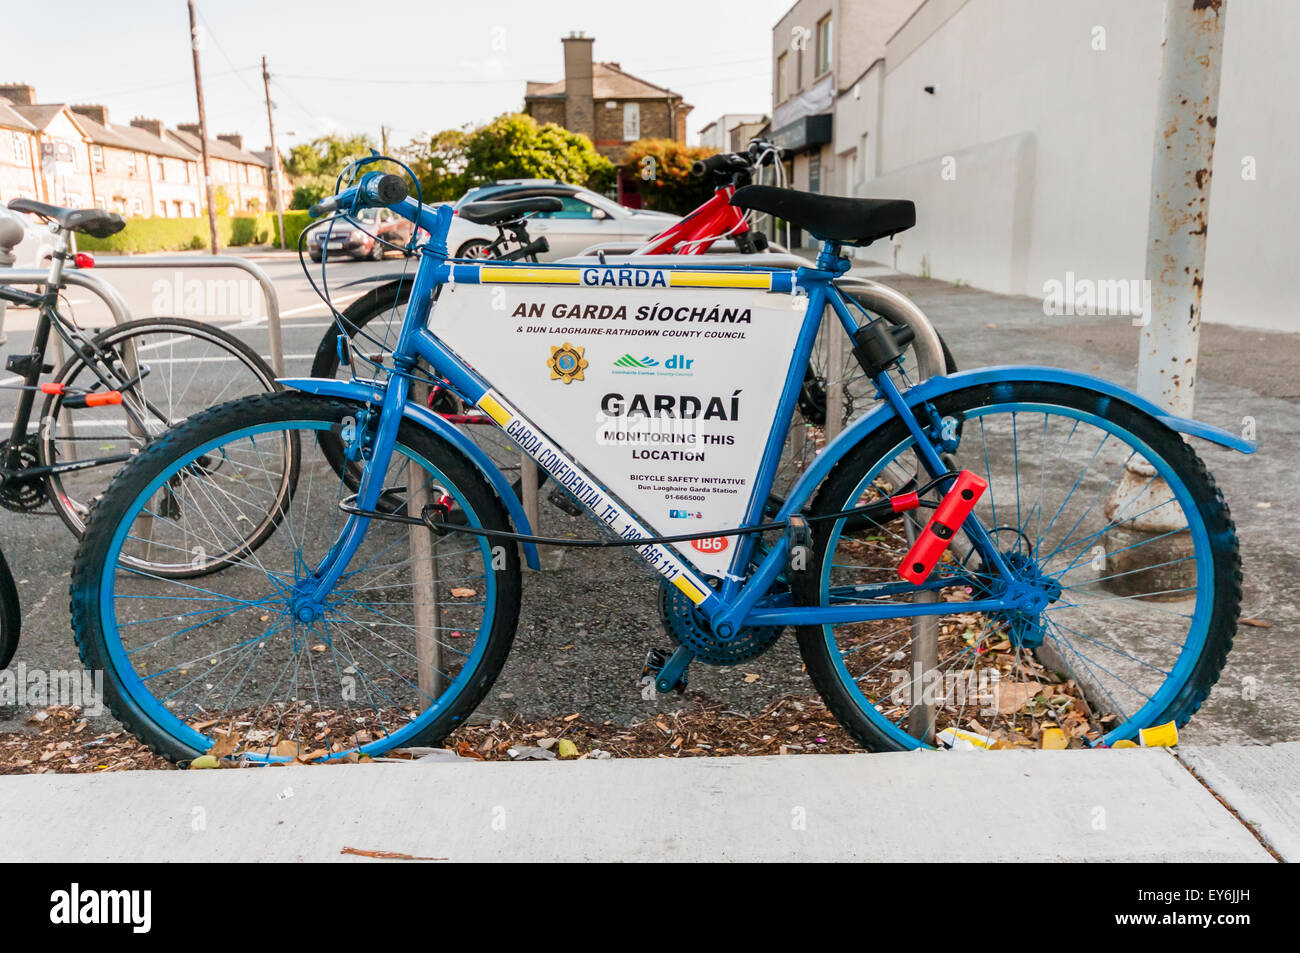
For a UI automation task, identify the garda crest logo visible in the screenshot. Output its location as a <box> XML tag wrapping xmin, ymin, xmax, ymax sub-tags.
<box><xmin>547</xmin><ymin>342</ymin><xmax>588</xmax><ymax>384</ymax></box>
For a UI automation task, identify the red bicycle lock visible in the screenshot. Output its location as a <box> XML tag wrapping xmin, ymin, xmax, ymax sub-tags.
<box><xmin>898</xmin><ymin>470</ymin><xmax>988</xmax><ymax>585</ymax></box>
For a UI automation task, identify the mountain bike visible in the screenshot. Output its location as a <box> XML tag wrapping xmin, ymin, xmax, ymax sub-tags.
<box><xmin>0</xmin><ymin>198</ymin><xmax>285</xmax><ymax>574</ymax></box>
<box><xmin>71</xmin><ymin>170</ymin><xmax>1251</xmax><ymax>762</ymax></box>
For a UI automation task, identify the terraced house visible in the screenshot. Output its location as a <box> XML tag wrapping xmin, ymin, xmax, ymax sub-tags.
<box><xmin>68</xmin><ymin>108</ymin><xmax>200</xmax><ymax>218</ymax></box>
<box><xmin>0</xmin><ymin>96</ymin><xmax>40</xmax><ymax>204</ymax></box>
<box><xmin>167</xmin><ymin>127</ymin><xmax>271</xmax><ymax>214</ymax></box>
<box><xmin>0</xmin><ymin>83</ymin><xmax>271</xmax><ymax>218</ymax></box>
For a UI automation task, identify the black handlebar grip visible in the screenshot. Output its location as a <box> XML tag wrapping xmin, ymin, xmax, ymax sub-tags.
<box><xmin>371</xmin><ymin>173</ymin><xmax>409</xmax><ymax>206</ymax></box>
<box><xmin>691</xmin><ymin>154</ymin><xmax>733</xmax><ymax>179</ymax></box>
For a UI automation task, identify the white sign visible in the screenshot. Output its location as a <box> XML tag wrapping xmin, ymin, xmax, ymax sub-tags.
<box><xmin>430</xmin><ymin>277</ymin><xmax>802</xmax><ymax>577</ymax></box>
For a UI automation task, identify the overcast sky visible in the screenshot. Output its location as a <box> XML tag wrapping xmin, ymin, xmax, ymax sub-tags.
<box><xmin>1</xmin><ymin>0</ymin><xmax>791</xmax><ymax>151</ymax></box>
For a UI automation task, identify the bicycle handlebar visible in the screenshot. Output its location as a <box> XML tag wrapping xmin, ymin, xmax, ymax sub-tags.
<box><xmin>691</xmin><ymin>140</ymin><xmax>789</xmax><ymax>182</ymax></box>
<box><xmin>309</xmin><ymin>172</ymin><xmax>410</xmax><ymax>219</ymax></box>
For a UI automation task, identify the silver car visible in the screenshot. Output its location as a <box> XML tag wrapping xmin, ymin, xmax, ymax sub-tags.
<box><xmin>448</xmin><ymin>180</ymin><xmax>677</xmax><ymax>260</ymax></box>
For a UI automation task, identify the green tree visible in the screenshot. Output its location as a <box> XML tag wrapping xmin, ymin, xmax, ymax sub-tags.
<box><xmin>290</xmin><ymin>181</ymin><xmax>331</xmax><ymax>211</ymax></box>
<box><xmin>620</xmin><ymin>139</ymin><xmax>715</xmax><ymax>215</ymax></box>
<box><xmin>284</xmin><ymin>133</ymin><xmax>376</xmax><ymax>210</ymax></box>
<box><xmin>404</xmin><ymin>127</ymin><xmax>471</xmax><ymax>203</ymax></box>
<box><xmin>462</xmin><ymin>113</ymin><xmax>613</xmax><ymax>190</ymax></box>
<box><xmin>284</xmin><ymin>132</ymin><xmax>376</xmax><ymax>180</ymax></box>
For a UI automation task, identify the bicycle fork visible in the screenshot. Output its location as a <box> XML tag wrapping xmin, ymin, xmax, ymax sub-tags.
<box><xmin>297</xmin><ymin>374</ymin><xmax>412</xmax><ymax>623</ymax></box>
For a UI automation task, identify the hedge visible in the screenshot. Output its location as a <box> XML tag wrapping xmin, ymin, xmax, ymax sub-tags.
<box><xmin>77</xmin><ymin>211</ymin><xmax>313</xmax><ymax>254</ymax></box>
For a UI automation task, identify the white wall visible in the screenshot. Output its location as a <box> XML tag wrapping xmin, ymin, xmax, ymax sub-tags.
<box><xmin>857</xmin><ymin>0</ymin><xmax>1297</xmax><ymax>332</ymax></box>
<box><xmin>1201</xmin><ymin>0</ymin><xmax>1300</xmax><ymax>331</ymax></box>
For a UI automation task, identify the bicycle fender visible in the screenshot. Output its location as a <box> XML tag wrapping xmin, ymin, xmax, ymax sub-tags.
<box><xmin>779</xmin><ymin>365</ymin><xmax>1255</xmax><ymax>517</ymax></box>
<box><xmin>278</xmin><ymin>376</ymin><xmax>540</xmax><ymax>569</ymax></box>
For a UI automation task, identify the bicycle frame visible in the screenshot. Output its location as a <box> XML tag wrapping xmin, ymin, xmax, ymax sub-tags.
<box><xmin>631</xmin><ymin>184</ymin><xmax>748</xmax><ymax>256</ymax></box>
<box><xmin>0</xmin><ymin>235</ymin><xmax>147</xmax><ymax>478</ymax></box>
<box><xmin>291</xmin><ymin>199</ymin><xmax>1030</xmax><ymax>636</ymax></box>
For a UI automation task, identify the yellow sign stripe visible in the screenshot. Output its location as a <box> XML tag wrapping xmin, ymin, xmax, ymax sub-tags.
<box><xmin>668</xmin><ymin>271</ymin><xmax>772</xmax><ymax>289</ymax></box>
<box><xmin>478</xmin><ymin>267</ymin><xmax>581</xmax><ymax>285</ymax></box>
<box><xmin>673</xmin><ymin>575</ymin><xmax>708</xmax><ymax>605</ymax></box>
<box><xmin>477</xmin><ymin>393</ymin><xmax>512</xmax><ymax>426</ymax></box>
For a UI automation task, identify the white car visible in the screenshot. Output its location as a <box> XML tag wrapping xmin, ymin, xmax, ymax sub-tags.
<box><xmin>446</xmin><ymin>181</ymin><xmax>677</xmax><ymax>260</ymax></box>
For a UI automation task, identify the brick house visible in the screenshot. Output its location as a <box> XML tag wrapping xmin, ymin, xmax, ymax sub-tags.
<box><xmin>0</xmin><ymin>97</ymin><xmax>40</xmax><ymax>205</ymax></box>
<box><xmin>167</xmin><ymin>127</ymin><xmax>271</xmax><ymax>214</ymax></box>
<box><xmin>66</xmin><ymin>107</ymin><xmax>201</xmax><ymax>218</ymax></box>
<box><xmin>524</xmin><ymin>33</ymin><xmax>692</xmax><ymax>203</ymax></box>
<box><xmin>0</xmin><ymin>85</ymin><xmax>95</xmax><ymax>210</ymax></box>
<box><xmin>0</xmin><ymin>83</ymin><xmax>272</xmax><ymax>221</ymax></box>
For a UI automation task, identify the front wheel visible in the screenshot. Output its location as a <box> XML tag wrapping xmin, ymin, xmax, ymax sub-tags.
<box><xmin>794</xmin><ymin>380</ymin><xmax>1241</xmax><ymax>751</ymax></box>
<box><xmin>71</xmin><ymin>392</ymin><xmax>522</xmax><ymax>763</ymax></box>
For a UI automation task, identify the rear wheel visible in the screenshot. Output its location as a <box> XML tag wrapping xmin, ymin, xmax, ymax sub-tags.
<box><xmin>456</xmin><ymin>239</ymin><xmax>495</xmax><ymax>260</ymax></box>
<box><xmin>310</xmin><ymin>280</ymin><xmax>545</xmax><ymax>498</ymax></box>
<box><xmin>795</xmin><ymin>380</ymin><xmax>1241</xmax><ymax>751</ymax></box>
<box><xmin>39</xmin><ymin>317</ymin><xmax>282</xmax><ymax>563</ymax></box>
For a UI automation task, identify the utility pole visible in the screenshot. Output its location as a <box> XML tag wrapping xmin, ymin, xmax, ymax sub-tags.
<box><xmin>262</xmin><ymin>56</ymin><xmax>287</xmax><ymax>249</ymax></box>
<box><xmin>187</xmin><ymin>0</ymin><xmax>220</xmax><ymax>255</ymax></box>
<box><xmin>380</xmin><ymin>124</ymin><xmax>390</xmax><ymax>155</ymax></box>
<box><xmin>1137</xmin><ymin>0</ymin><xmax>1227</xmax><ymax>416</ymax></box>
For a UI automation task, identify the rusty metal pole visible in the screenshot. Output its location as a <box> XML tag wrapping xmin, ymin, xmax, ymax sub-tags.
<box><xmin>1136</xmin><ymin>0</ymin><xmax>1227</xmax><ymax>416</ymax></box>
<box><xmin>1101</xmin><ymin>1</ymin><xmax>1227</xmax><ymax>604</ymax></box>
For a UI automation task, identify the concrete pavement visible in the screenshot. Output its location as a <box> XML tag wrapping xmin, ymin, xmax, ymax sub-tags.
<box><xmin>0</xmin><ymin>745</ymin><xmax>1287</xmax><ymax>862</ymax></box>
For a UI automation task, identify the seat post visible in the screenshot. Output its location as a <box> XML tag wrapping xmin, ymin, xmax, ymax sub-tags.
<box><xmin>44</xmin><ymin>226</ymin><xmax>70</xmax><ymax>294</ymax></box>
<box><xmin>816</xmin><ymin>240</ymin><xmax>845</xmax><ymax>271</ymax></box>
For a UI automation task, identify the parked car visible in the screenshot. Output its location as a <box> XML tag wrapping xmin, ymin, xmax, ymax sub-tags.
<box><xmin>447</xmin><ymin>180</ymin><xmax>677</xmax><ymax>260</ymax></box>
<box><xmin>305</xmin><ymin>205</ymin><xmax>420</xmax><ymax>262</ymax></box>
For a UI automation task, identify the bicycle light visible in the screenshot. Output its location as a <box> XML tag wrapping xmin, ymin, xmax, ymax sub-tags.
<box><xmin>898</xmin><ymin>470</ymin><xmax>988</xmax><ymax>584</ymax></box>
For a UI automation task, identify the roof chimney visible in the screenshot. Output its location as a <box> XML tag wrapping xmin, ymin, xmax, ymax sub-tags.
<box><xmin>177</xmin><ymin>122</ymin><xmax>202</xmax><ymax>137</ymax></box>
<box><xmin>217</xmin><ymin>133</ymin><xmax>243</xmax><ymax>151</ymax></box>
<box><xmin>130</xmin><ymin>117</ymin><xmax>164</xmax><ymax>138</ymax></box>
<box><xmin>72</xmin><ymin>104</ymin><xmax>109</xmax><ymax>126</ymax></box>
<box><xmin>0</xmin><ymin>83</ymin><xmax>36</xmax><ymax>106</ymax></box>
<box><xmin>561</xmin><ymin>33</ymin><xmax>595</xmax><ymax>137</ymax></box>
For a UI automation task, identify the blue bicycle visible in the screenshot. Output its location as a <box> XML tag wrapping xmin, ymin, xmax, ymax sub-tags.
<box><xmin>70</xmin><ymin>169</ymin><xmax>1252</xmax><ymax>760</ymax></box>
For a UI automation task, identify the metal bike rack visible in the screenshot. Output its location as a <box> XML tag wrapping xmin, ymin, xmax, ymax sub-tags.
<box><xmin>0</xmin><ymin>267</ymin><xmax>134</xmax><ymax>328</ymax></box>
<box><xmin>89</xmin><ymin>255</ymin><xmax>286</xmax><ymax>376</ymax></box>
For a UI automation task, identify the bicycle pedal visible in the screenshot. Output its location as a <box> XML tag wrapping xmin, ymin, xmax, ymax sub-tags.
<box><xmin>640</xmin><ymin>647</ymin><xmax>689</xmax><ymax>694</ymax></box>
<box><xmin>547</xmin><ymin>486</ymin><xmax>584</xmax><ymax>516</ymax></box>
